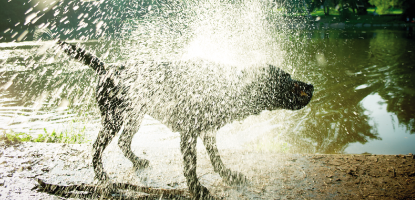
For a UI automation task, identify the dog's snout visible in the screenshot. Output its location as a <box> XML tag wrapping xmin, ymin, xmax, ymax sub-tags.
<box><xmin>289</xmin><ymin>81</ymin><xmax>313</xmax><ymax>110</ymax></box>
<box><xmin>293</xmin><ymin>82</ymin><xmax>313</xmax><ymax>98</ymax></box>
<box><xmin>303</xmin><ymin>83</ymin><xmax>314</xmax><ymax>98</ymax></box>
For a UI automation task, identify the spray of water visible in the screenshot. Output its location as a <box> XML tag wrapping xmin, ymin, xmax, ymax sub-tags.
<box><xmin>0</xmin><ymin>1</ymin><xmax>316</xmax><ymax>198</ymax></box>
<box><xmin>121</xmin><ymin>0</ymin><xmax>290</xmax><ymax>72</ymax></box>
<box><xmin>181</xmin><ymin>0</ymin><xmax>282</xmax><ymax>68</ymax></box>
<box><xmin>2</xmin><ymin>0</ymin><xmax>310</xmax><ymax>149</ymax></box>
<box><xmin>97</xmin><ymin>0</ymin><xmax>313</xmax><ymax>158</ymax></box>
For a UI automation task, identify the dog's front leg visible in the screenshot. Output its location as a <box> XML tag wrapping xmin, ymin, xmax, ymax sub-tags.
<box><xmin>201</xmin><ymin>133</ymin><xmax>246</xmax><ymax>185</ymax></box>
<box><xmin>180</xmin><ymin>132</ymin><xmax>212</xmax><ymax>199</ymax></box>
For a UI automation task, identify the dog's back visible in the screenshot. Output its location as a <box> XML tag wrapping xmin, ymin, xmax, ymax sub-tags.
<box><xmin>121</xmin><ymin>60</ymin><xmax>255</xmax><ymax>133</ymax></box>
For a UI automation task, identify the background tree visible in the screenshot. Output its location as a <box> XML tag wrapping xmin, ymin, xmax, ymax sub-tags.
<box><xmin>323</xmin><ymin>0</ymin><xmax>338</xmax><ymax>15</ymax></box>
<box><xmin>401</xmin><ymin>0</ymin><xmax>415</xmax><ymax>19</ymax></box>
<box><xmin>368</xmin><ymin>0</ymin><xmax>402</xmax><ymax>14</ymax></box>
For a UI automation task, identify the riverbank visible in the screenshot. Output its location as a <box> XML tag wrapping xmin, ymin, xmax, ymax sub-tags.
<box><xmin>1</xmin><ymin>142</ymin><xmax>414</xmax><ymax>199</ymax></box>
<box><xmin>314</xmin><ymin>21</ymin><xmax>415</xmax><ymax>29</ymax></box>
<box><xmin>281</xmin><ymin>14</ymin><xmax>415</xmax><ymax>29</ymax></box>
<box><xmin>312</xmin><ymin>14</ymin><xmax>415</xmax><ymax>29</ymax></box>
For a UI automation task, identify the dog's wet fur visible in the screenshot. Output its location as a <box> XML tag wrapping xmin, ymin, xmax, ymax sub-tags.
<box><xmin>57</xmin><ymin>40</ymin><xmax>313</xmax><ymax>199</ymax></box>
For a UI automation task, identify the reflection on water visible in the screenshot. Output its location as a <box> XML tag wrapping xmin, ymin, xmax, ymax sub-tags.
<box><xmin>0</xmin><ymin>41</ymin><xmax>100</xmax><ymax>136</ymax></box>
<box><xmin>1</xmin><ymin>28</ymin><xmax>415</xmax><ymax>154</ymax></box>
<box><xmin>346</xmin><ymin>93</ymin><xmax>415</xmax><ymax>154</ymax></box>
<box><xmin>271</xmin><ymin>27</ymin><xmax>415</xmax><ymax>154</ymax></box>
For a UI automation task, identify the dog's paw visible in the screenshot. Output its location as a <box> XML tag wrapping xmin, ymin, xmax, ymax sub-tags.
<box><xmin>222</xmin><ymin>169</ymin><xmax>247</xmax><ymax>185</ymax></box>
<box><xmin>132</xmin><ymin>158</ymin><xmax>150</xmax><ymax>169</ymax></box>
<box><xmin>192</xmin><ymin>184</ymin><xmax>215</xmax><ymax>200</ymax></box>
<box><xmin>95</xmin><ymin>171</ymin><xmax>109</xmax><ymax>181</ymax></box>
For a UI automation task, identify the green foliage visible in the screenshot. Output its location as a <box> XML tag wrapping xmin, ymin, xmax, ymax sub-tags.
<box><xmin>311</xmin><ymin>8</ymin><xmax>341</xmax><ymax>16</ymax></box>
<box><xmin>34</xmin><ymin>128</ymin><xmax>88</xmax><ymax>144</ymax></box>
<box><xmin>311</xmin><ymin>7</ymin><xmax>402</xmax><ymax>20</ymax></box>
<box><xmin>0</xmin><ymin>131</ymin><xmax>33</xmax><ymax>146</ymax></box>
<box><xmin>369</xmin><ymin>0</ymin><xmax>403</xmax><ymax>14</ymax></box>
<box><xmin>0</xmin><ymin>127</ymin><xmax>88</xmax><ymax>146</ymax></box>
<box><xmin>367</xmin><ymin>7</ymin><xmax>403</xmax><ymax>14</ymax></box>
<box><xmin>307</xmin><ymin>0</ymin><xmax>404</xmax><ymax>17</ymax></box>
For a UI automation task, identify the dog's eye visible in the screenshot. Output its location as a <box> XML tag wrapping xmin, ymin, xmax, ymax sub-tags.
<box><xmin>292</xmin><ymin>83</ymin><xmax>299</xmax><ymax>92</ymax></box>
<box><xmin>292</xmin><ymin>83</ymin><xmax>308</xmax><ymax>97</ymax></box>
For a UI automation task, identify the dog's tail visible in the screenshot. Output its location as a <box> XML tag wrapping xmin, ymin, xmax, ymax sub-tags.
<box><xmin>57</xmin><ymin>40</ymin><xmax>106</xmax><ymax>75</ymax></box>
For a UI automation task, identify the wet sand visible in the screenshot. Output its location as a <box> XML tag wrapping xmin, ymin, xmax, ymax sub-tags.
<box><xmin>1</xmin><ymin>141</ymin><xmax>414</xmax><ymax>199</ymax></box>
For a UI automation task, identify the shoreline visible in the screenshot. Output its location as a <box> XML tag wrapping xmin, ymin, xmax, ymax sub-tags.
<box><xmin>1</xmin><ymin>142</ymin><xmax>414</xmax><ymax>199</ymax></box>
<box><xmin>282</xmin><ymin>19</ymin><xmax>415</xmax><ymax>29</ymax></box>
<box><xmin>314</xmin><ymin>21</ymin><xmax>415</xmax><ymax>29</ymax></box>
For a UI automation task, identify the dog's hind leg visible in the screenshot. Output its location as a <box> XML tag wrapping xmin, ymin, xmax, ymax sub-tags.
<box><xmin>180</xmin><ymin>132</ymin><xmax>212</xmax><ymax>199</ymax></box>
<box><xmin>92</xmin><ymin>113</ymin><xmax>121</xmax><ymax>180</ymax></box>
<box><xmin>117</xmin><ymin>117</ymin><xmax>150</xmax><ymax>169</ymax></box>
<box><xmin>202</xmin><ymin>133</ymin><xmax>246</xmax><ymax>185</ymax></box>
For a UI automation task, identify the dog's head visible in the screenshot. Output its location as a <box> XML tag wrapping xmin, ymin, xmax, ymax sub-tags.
<box><xmin>261</xmin><ymin>65</ymin><xmax>313</xmax><ymax>110</ymax></box>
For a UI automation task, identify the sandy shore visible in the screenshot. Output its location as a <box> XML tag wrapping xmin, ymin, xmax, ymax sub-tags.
<box><xmin>0</xmin><ymin>141</ymin><xmax>414</xmax><ymax>199</ymax></box>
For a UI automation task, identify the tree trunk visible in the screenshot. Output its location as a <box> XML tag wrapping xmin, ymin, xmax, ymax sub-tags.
<box><xmin>324</xmin><ymin>6</ymin><xmax>330</xmax><ymax>15</ymax></box>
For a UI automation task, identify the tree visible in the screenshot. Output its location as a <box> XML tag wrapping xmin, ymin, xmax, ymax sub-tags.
<box><xmin>401</xmin><ymin>0</ymin><xmax>415</xmax><ymax>19</ymax></box>
<box><xmin>368</xmin><ymin>0</ymin><xmax>402</xmax><ymax>14</ymax></box>
<box><xmin>323</xmin><ymin>0</ymin><xmax>338</xmax><ymax>15</ymax></box>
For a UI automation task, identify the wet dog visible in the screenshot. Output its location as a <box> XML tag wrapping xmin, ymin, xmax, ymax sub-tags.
<box><xmin>57</xmin><ymin>40</ymin><xmax>313</xmax><ymax>199</ymax></box>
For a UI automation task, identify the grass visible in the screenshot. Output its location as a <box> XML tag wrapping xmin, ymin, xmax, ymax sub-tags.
<box><xmin>1</xmin><ymin>128</ymin><xmax>89</xmax><ymax>146</ymax></box>
<box><xmin>366</xmin><ymin>8</ymin><xmax>403</xmax><ymax>15</ymax></box>
<box><xmin>311</xmin><ymin>7</ymin><xmax>403</xmax><ymax>17</ymax></box>
<box><xmin>310</xmin><ymin>7</ymin><xmax>404</xmax><ymax>24</ymax></box>
<box><xmin>311</xmin><ymin>8</ymin><xmax>341</xmax><ymax>16</ymax></box>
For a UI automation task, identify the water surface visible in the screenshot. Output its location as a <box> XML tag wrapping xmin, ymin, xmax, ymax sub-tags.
<box><xmin>1</xmin><ymin>27</ymin><xmax>414</xmax><ymax>155</ymax></box>
<box><xmin>280</xmin><ymin>27</ymin><xmax>415</xmax><ymax>154</ymax></box>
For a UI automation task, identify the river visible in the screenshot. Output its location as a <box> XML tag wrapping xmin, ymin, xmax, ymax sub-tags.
<box><xmin>1</xmin><ymin>26</ymin><xmax>415</xmax><ymax>155</ymax></box>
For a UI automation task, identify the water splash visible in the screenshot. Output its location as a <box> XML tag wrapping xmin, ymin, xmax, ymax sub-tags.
<box><xmin>121</xmin><ymin>0</ymin><xmax>291</xmax><ymax>72</ymax></box>
<box><xmin>180</xmin><ymin>0</ymin><xmax>282</xmax><ymax>69</ymax></box>
<box><xmin>1</xmin><ymin>0</ymin><xmax>310</xmax><ymax>145</ymax></box>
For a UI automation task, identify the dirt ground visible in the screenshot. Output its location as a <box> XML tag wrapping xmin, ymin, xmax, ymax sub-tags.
<box><xmin>0</xmin><ymin>141</ymin><xmax>414</xmax><ymax>199</ymax></box>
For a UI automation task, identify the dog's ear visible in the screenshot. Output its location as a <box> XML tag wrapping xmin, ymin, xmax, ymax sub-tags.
<box><xmin>267</xmin><ymin>64</ymin><xmax>281</xmax><ymax>74</ymax></box>
<box><xmin>267</xmin><ymin>64</ymin><xmax>277</xmax><ymax>74</ymax></box>
<box><xmin>267</xmin><ymin>64</ymin><xmax>276</xmax><ymax>69</ymax></box>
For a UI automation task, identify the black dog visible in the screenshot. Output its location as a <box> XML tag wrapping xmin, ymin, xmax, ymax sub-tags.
<box><xmin>57</xmin><ymin>40</ymin><xmax>313</xmax><ymax>199</ymax></box>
